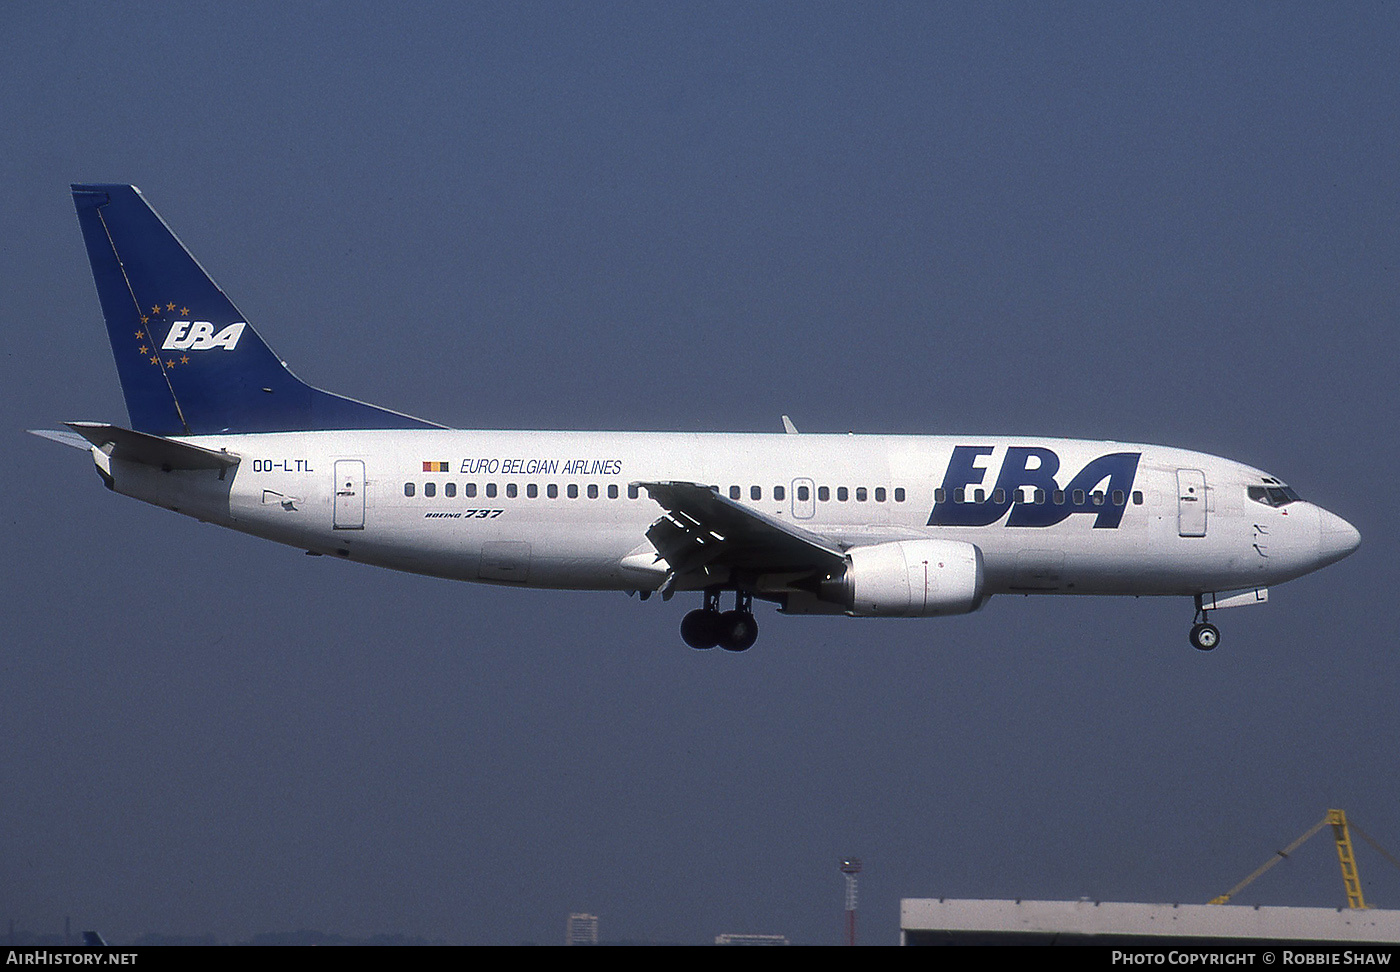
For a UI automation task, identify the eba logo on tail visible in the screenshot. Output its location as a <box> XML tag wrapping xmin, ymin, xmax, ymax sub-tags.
<box><xmin>162</xmin><ymin>321</ymin><xmax>246</xmax><ymax>351</ymax></box>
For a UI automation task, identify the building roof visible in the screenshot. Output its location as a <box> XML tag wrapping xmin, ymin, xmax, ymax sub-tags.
<box><xmin>901</xmin><ymin>898</ymin><xmax>1400</xmax><ymax>946</ymax></box>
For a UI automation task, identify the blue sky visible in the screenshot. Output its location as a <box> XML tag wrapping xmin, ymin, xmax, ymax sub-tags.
<box><xmin>3</xmin><ymin>2</ymin><xmax>1398</xmax><ymax>944</ymax></box>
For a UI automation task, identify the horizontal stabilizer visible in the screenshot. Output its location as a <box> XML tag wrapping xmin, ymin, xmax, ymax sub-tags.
<box><xmin>27</xmin><ymin>428</ymin><xmax>93</xmax><ymax>450</ymax></box>
<box><xmin>64</xmin><ymin>422</ymin><xmax>241</xmax><ymax>471</ymax></box>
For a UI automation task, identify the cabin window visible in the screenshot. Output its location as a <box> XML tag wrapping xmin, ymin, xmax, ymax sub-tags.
<box><xmin>628</xmin><ymin>484</ymin><xmax>639</xmax><ymax>499</ymax></box>
<box><xmin>527</xmin><ymin>483</ymin><xmax>538</xmax><ymax>498</ymax></box>
<box><xmin>1053</xmin><ymin>490</ymin><xmax>1065</xmax><ymax>505</ymax></box>
<box><xmin>404</xmin><ymin>482</ymin><xmax>415</xmax><ymax>497</ymax></box>
<box><xmin>445</xmin><ymin>483</ymin><xmax>456</xmax><ymax>498</ymax></box>
<box><xmin>818</xmin><ymin>486</ymin><xmax>830</xmax><ymax>502</ymax></box>
<box><xmin>954</xmin><ymin>488</ymin><xmax>965</xmax><ymax>503</ymax></box>
<box><xmin>774</xmin><ymin>485</ymin><xmax>786</xmax><ymax>501</ymax></box>
<box><xmin>973</xmin><ymin>488</ymin><xmax>985</xmax><ymax>503</ymax></box>
<box><xmin>751</xmin><ymin>485</ymin><xmax>761</xmax><ymax>501</ymax></box>
<box><xmin>856</xmin><ymin>487</ymin><xmax>867</xmax><ymax>502</ymax></box>
<box><xmin>935</xmin><ymin>488</ymin><xmax>946</xmax><ymax>504</ymax></box>
<box><xmin>588</xmin><ymin>484</ymin><xmax>598</xmax><ymax>499</ymax></box>
<box><xmin>729</xmin><ymin>485</ymin><xmax>740</xmax><ymax>500</ymax></box>
<box><xmin>568</xmin><ymin>484</ymin><xmax>578</xmax><ymax>499</ymax></box>
<box><xmin>894</xmin><ymin>487</ymin><xmax>905</xmax><ymax>502</ymax></box>
<box><xmin>506</xmin><ymin>483</ymin><xmax>517</xmax><ymax>498</ymax></box>
<box><xmin>796</xmin><ymin>485</ymin><xmax>809</xmax><ymax>501</ymax></box>
<box><xmin>1112</xmin><ymin>489</ymin><xmax>1125</xmax><ymax>506</ymax></box>
<box><xmin>608</xmin><ymin>484</ymin><xmax>619</xmax><ymax>499</ymax></box>
<box><xmin>1091</xmin><ymin>490</ymin><xmax>1104</xmax><ymax>506</ymax></box>
<box><xmin>992</xmin><ymin>488</ymin><xmax>1005</xmax><ymax>505</ymax></box>
<box><xmin>837</xmin><ymin>487</ymin><xmax>848</xmax><ymax>502</ymax></box>
<box><xmin>875</xmin><ymin>487</ymin><xmax>886</xmax><ymax>502</ymax></box>
<box><xmin>466</xmin><ymin>483</ymin><xmax>477</xmax><ymax>498</ymax></box>
<box><xmin>548</xmin><ymin>484</ymin><xmax>558</xmax><ymax>499</ymax></box>
<box><xmin>1072</xmin><ymin>489</ymin><xmax>1085</xmax><ymax>505</ymax></box>
<box><xmin>486</xmin><ymin>483</ymin><xmax>497</xmax><ymax>498</ymax></box>
<box><xmin>424</xmin><ymin>482</ymin><xmax>436</xmax><ymax>498</ymax></box>
<box><xmin>1034</xmin><ymin>488</ymin><xmax>1046</xmax><ymax>504</ymax></box>
<box><xmin>1132</xmin><ymin>491</ymin><xmax>1143</xmax><ymax>505</ymax></box>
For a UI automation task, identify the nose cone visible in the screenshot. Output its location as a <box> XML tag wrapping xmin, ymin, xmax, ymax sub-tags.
<box><xmin>1316</xmin><ymin>508</ymin><xmax>1361</xmax><ymax>568</ymax></box>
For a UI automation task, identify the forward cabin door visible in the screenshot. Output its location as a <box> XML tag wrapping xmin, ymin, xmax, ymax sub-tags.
<box><xmin>1176</xmin><ymin>468</ymin><xmax>1207</xmax><ymax>537</ymax></box>
<box><xmin>334</xmin><ymin>460</ymin><xmax>366</xmax><ymax>530</ymax></box>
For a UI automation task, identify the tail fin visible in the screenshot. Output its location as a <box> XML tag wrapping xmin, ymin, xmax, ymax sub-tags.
<box><xmin>71</xmin><ymin>184</ymin><xmax>442</xmax><ymax>435</ymax></box>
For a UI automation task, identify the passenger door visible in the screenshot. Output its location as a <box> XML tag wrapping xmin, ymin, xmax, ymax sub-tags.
<box><xmin>1176</xmin><ymin>468</ymin><xmax>1207</xmax><ymax>537</ymax></box>
<box><xmin>333</xmin><ymin>460</ymin><xmax>365</xmax><ymax>530</ymax></box>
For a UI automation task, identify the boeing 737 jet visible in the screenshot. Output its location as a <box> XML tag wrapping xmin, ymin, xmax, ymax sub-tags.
<box><xmin>34</xmin><ymin>185</ymin><xmax>1361</xmax><ymax>652</ymax></box>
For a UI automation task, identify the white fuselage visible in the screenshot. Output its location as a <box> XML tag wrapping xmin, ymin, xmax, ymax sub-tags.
<box><xmin>104</xmin><ymin>430</ymin><xmax>1358</xmax><ymax>605</ymax></box>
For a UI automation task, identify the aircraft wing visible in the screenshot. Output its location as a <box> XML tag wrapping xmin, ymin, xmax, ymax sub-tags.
<box><xmin>635</xmin><ymin>481</ymin><xmax>847</xmax><ymax>584</ymax></box>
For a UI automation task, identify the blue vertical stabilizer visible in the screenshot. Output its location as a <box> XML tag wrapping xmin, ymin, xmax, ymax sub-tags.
<box><xmin>71</xmin><ymin>184</ymin><xmax>442</xmax><ymax>435</ymax></box>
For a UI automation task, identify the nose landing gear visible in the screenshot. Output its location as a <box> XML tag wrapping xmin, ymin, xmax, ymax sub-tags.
<box><xmin>681</xmin><ymin>590</ymin><xmax>758</xmax><ymax>651</ymax></box>
<box><xmin>1190</xmin><ymin>595</ymin><xmax>1221</xmax><ymax>651</ymax></box>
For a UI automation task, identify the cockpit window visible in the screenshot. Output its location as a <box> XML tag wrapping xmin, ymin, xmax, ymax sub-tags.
<box><xmin>1248</xmin><ymin>483</ymin><xmax>1302</xmax><ymax>507</ymax></box>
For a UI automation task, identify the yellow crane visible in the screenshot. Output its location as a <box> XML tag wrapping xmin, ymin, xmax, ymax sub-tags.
<box><xmin>1210</xmin><ymin>809</ymin><xmax>1369</xmax><ymax>908</ymax></box>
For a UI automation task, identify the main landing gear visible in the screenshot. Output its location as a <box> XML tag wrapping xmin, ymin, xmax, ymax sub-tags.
<box><xmin>681</xmin><ymin>590</ymin><xmax>759</xmax><ymax>652</ymax></box>
<box><xmin>1190</xmin><ymin>595</ymin><xmax>1221</xmax><ymax>651</ymax></box>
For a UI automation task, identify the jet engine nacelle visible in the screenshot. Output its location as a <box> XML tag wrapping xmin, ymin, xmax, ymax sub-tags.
<box><xmin>823</xmin><ymin>539</ymin><xmax>986</xmax><ymax>618</ymax></box>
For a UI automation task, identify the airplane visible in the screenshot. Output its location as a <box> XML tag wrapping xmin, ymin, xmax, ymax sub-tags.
<box><xmin>33</xmin><ymin>184</ymin><xmax>1361</xmax><ymax>653</ymax></box>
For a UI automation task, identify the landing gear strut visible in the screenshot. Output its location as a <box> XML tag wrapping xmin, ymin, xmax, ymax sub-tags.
<box><xmin>1190</xmin><ymin>595</ymin><xmax>1220</xmax><ymax>651</ymax></box>
<box><xmin>681</xmin><ymin>590</ymin><xmax>758</xmax><ymax>652</ymax></box>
